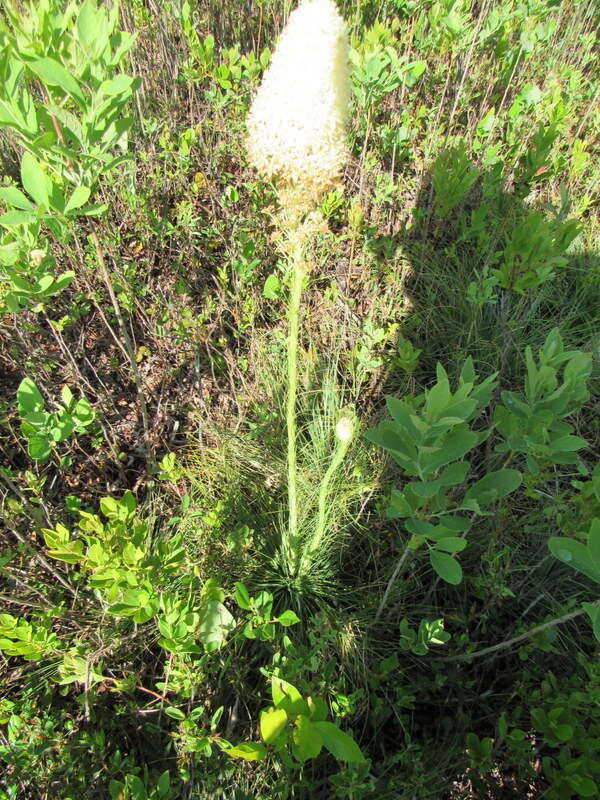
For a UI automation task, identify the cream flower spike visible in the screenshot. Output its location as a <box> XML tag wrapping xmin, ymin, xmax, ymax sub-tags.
<box><xmin>246</xmin><ymin>0</ymin><xmax>350</xmax><ymax>209</ymax></box>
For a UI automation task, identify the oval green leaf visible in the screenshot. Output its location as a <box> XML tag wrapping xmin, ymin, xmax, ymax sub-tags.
<box><xmin>64</xmin><ymin>185</ymin><xmax>91</xmax><ymax>214</ymax></box>
<box><xmin>17</xmin><ymin>377</ymin><xmax>44</xmax><ymax>415</ymax></box>
<box><xmin>292</xmin><ymin>714</ymin><xmax>322</xmax><ymax>761</ymax></box>
<box><xmin>224</xmin><ymin>742</ymin><xmax>267</xmax><ymax>761</ymax></box>
<box><xmin>28</xmin><ymin>58</ymin><xmax>85</xmax><ymax>103</ymax></box>
<box><xmin>21</xmin><ymin>152</ymin><xmax>49</xmax><ymax>208</ymax></box>
<box><xmin>259</xmin><ymin>708</ymin><xmax>288</xmax><ymax>744</ymax></box>
<box><xmin>430</xmin><ymin>549</ymin><xmax>463</xmax><ymax>585</ymax></box>
<box><xmin>312</xmin><ymin>721</ymin><xmax>366</xmax><ymax>763</ymax></box>
<box><xmin>271</xmin><ymin>676</ymin><xmax>309</xmax><ymax>717</ymax></box>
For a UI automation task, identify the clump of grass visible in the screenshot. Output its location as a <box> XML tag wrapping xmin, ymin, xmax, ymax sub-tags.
<box><xmin>184</xmin><ymin>340</ymin><xmax>377</xmax><ymax>615</ymax></box>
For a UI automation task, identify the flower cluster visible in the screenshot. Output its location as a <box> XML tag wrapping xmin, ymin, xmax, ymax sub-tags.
<box><xmin>246</xmin><ymin>0</ymin><xmax>350</xmax><ymax>208</ymax></box>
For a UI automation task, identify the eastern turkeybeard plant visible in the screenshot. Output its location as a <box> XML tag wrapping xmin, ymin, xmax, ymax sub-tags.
<box><xmin>246</xmin><ymin>0</ymin><xmax>351</xmax><ymax>587</ymax></box>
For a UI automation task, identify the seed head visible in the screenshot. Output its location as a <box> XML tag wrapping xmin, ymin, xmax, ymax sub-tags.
<box><xmin>246</xmin><ymin>0</ymin><xmax>350</xmax><ymax>209</ymax></box>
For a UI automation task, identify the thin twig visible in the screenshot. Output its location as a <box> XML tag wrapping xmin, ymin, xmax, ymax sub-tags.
<box><xmin>0</xmin><ymin>466</ymin><xmax>52</xmax><ymax>527</ymax></box>
<box><xmin>2</xmin><ymin>510</ymin><xmax>77</xmax><ymax>598</ymax></box>
<box><xmin>436</xmin><ymin>604</ymin><xmax>596</xmax><ymax>664</ymax></box>
<box><xmin>42</xmin><ymin>313</ymin><xmax>125</xmax><ymax>475</ymax></box>
<box><xmin>375</xmin><ymin>545</ymin><xmax>411</xmax><ymax>622</ymax></box>
<box><xmin>90</xmin><ymin>232</ymin><xmax>155</xmax><ymax>473</ymax></box>
<box><xmin>0</xmin><ymin>593</ymin><xmax>45</xmax><ymax>610</ymax></box>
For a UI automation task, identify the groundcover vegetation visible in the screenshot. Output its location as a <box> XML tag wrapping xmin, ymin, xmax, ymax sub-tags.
<box><xmin>0</xmin><ymin>0</ymin><xmax>599</xmax><ymax>797</ymax></box>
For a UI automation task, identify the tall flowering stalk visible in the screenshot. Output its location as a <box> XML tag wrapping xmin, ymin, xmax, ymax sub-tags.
<box><xmin>247</xmin><ymin>0</ymin><xmax>350</xmax><ymax>574</ymax></box>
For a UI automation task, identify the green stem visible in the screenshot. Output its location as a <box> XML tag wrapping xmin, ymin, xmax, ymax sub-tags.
<box><xmin>285</xmin><ymin>248</ymin><xmax>304</xmax><ymax>572</ymax></box>
<box><xmin>306</xmin><ymin>436</ymin><xmax>352</xmax><ymax>567</ymax></box>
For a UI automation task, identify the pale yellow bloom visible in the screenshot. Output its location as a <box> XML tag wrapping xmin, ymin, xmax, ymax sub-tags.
<box><xmin>29</xmin><ymin>249</ymin><xmax>46</xmax><ymax>266</ymax></box>
<box><xmin>246</xmin><ymin>0</ymin><xmax>350</xmax><ymax>208</ymax></box>
<box><xmin>335</xmin><ymin>416</ymin><xmax>354</xmax><ymax>443</ymax></box>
